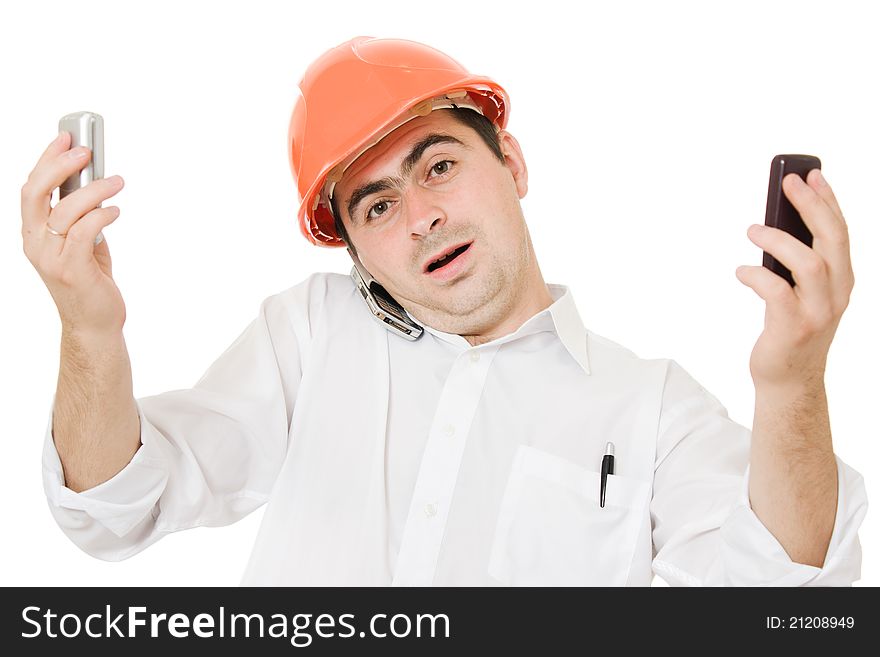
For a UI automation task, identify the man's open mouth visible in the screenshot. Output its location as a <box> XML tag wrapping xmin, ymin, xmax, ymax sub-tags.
<box><xmin>425</xmin><ymin>242</ymin><xmax>472</xmax><ymax>273</ymax></box>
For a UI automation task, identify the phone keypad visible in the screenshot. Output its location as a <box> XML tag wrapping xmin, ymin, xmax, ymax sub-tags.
<box><xmin>376</xmin><ymin>294</ymin><xmax>401</xmax><ymax>314</ymax></box>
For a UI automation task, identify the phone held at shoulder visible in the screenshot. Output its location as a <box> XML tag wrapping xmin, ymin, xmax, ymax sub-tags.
<box><xmin>348</xmin><ymin>247</ymin><xmax>424</xmax><ymax>341</ymax></box>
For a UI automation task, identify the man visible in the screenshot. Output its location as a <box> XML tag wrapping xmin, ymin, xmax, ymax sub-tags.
<box><xmin>25</xmin><ymin>36</ymin><xmax>866</xmax><ymax>585</ymax></box>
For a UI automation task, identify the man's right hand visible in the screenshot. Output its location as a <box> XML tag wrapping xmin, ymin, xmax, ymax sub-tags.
<box><xmin>21</xmin><ymin>130</ymin><xmax>128</xmax><ymax>336</ymax></box>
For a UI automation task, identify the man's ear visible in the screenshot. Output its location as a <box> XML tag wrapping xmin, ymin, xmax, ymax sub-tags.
<box><xmin>496</xmin><ymin>130</ymin><xmax>528</xmax><ymax>198</ymax></box>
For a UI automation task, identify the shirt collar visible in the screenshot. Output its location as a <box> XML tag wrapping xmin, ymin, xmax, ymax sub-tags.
<box><xmin>417</xmin><ymin>283</ymin><xmax>591</xmax><ymax>375</ymax></box>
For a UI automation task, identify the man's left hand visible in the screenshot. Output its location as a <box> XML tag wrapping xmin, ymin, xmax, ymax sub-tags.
<box><xmin>735</xmin><ymin>168</ymin><xmax>855</xmax><ymax>390</ymax></box>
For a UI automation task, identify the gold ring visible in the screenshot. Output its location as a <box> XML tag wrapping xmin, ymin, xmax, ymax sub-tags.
<box><xmin>45</xmin><ymin>222</ymin><xmax>68</xmax><ymax>237</ymax></box>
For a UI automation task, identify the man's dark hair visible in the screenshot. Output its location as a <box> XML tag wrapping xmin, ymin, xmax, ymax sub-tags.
<box><xmin>330</xmin><ymin>106</ymin><xmax>506</xmax><ymax>255</ymax></box>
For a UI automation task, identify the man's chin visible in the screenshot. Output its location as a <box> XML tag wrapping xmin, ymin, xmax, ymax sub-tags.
<box><xmin>412</xmin><ymin>284</ymin><xmax>493</xmax><ymax>325</ymax></box>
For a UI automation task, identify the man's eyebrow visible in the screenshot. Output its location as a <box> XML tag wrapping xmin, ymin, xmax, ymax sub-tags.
<box><xmin>399</xmin><ymin>133</ymin><xmax>465</xmax><ymax>179</ymax></box>
<box><xmin>344</xmin><ymin>133</ymin><xmax>467</xmax><ymax>223</ymax></box>
<box><xmin>346</xmin><ymin>178</ymin><xmax>398</xmax><ymax>225</ymax></box>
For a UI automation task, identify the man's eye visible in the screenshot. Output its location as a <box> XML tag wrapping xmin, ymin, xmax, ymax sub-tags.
<box><xmin>430</xmin><ymin>160</ymin><xmax>454</xmax><ymax>176</ymax></box>
<box><xmin>366</xmin><ymin>200</ymin><xmax>391</xmax><ymax>222</ymax></box>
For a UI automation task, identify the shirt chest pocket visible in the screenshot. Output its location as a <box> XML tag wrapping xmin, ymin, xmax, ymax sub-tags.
<box><xmin>488</xmin><ymin>445</ymin><xmax>650</xmax><ymax>586</ymax></box>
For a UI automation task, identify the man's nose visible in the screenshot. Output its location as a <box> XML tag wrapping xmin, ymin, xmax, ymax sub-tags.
<box><xmin>405</xmin><ymin>188</ymin><xmax>447</xmax><ymax>238</ymax></box>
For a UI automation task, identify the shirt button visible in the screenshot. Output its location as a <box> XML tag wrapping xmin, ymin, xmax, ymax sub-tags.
<box><xmin>442</xmin><ymin>424</ymin><xmax>456</xmax><ymax>437</ymax></box>
<box><xmin>424</xmin><ymin>503</ymin><xmax>438</xmax><ymax>518</ymax></box>
<box><xmin>469</xmin><ymin>351</ymin><xmax>481</xmax><ymax>363</ymax></box>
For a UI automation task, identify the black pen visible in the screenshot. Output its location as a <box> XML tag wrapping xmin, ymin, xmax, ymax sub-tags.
<box><xmin>600</xmin><ymin>442</ymin><xmax>615</xmax><ymax>508</ymax></box>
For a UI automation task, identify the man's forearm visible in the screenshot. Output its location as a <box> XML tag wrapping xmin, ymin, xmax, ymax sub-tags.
<box><xmin>748</xmin><ymin>379</ymin><xmax>838</xmax><ymax>568</ymax></box>
<box><xmin>52</xmin><ymin>329</ymin><xmax>141</xmax><ymax>493</ymax></box>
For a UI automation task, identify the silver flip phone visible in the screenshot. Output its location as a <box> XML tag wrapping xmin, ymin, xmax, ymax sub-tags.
<box><xmin>58</xmin><ymin>111</ymin><xmax>105</xmax><ymax>246</ymax></box>
<box><xmin>348</xmin><ymin>247</ymin><xmax>424</xmax><ymax>341</ymax></box>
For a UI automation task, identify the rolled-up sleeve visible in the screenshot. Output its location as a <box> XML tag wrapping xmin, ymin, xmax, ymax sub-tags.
<box><xmin>42</xmin><ymin>283</ymin><xmax>311</xmax><ymax>562</ymax></box>
<box><xmin>650</xmin><ymin>360</ymin><xmax>868</xmax><ymax>587</ymax></box>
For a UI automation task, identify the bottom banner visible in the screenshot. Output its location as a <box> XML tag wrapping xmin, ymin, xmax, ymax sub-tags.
<box><xmin>1</xmin><ymin>587</ymin><xmax>872</xmax><ymax>653</ymax></box>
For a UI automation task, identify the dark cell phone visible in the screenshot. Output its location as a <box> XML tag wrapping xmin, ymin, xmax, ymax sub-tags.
<box><xmin>763</xmin><ymin>154</ymin><xmax>821</xmax><ymax>287</ymax></box>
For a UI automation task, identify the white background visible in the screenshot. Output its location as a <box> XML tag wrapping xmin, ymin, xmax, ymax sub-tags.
<box><xmin>2</xmin><ymin>0</ymin><xmax>876</xmax><ymax>586</ymax></box>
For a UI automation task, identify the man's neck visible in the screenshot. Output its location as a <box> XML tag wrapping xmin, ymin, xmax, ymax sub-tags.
<box><xmin>460</xmin><ymin>277</ymin><xmax>555</xmax><ymax>347</ymax></box>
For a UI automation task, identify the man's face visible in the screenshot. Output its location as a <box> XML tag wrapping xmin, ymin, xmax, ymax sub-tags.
<box><xmin>334</xmin><ymin>109</ymin><xmax>536</xmax><ymax>336</ymax></box>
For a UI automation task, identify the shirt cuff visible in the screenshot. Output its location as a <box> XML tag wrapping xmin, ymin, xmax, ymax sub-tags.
<box><xmin>41</xmin><ymin>395</ymin><xmax>170</xmax><ymax>538</ymax></box>
<box><xmin>719</xmin><ymin>454</ymin><xmax>867</xmax><ymax>586</ymax></box>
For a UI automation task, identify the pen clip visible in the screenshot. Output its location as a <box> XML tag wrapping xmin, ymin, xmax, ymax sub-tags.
<box><xmin>600</xmin><ymin>442</ymin><xmax>615</xmax><ymax>509</ymax></box>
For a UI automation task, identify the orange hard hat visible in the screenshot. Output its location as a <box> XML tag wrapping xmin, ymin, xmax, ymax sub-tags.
<box><xmin>288</xmin><ymin>36</ymin><xmax>510</xmax><ymax>247</ymax></box>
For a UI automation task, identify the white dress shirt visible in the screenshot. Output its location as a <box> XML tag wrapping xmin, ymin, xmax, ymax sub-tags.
<box><xmin>42</xmin><ymin>273</ymin><xmax>867</xmax><ymax>586</ymax></box>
